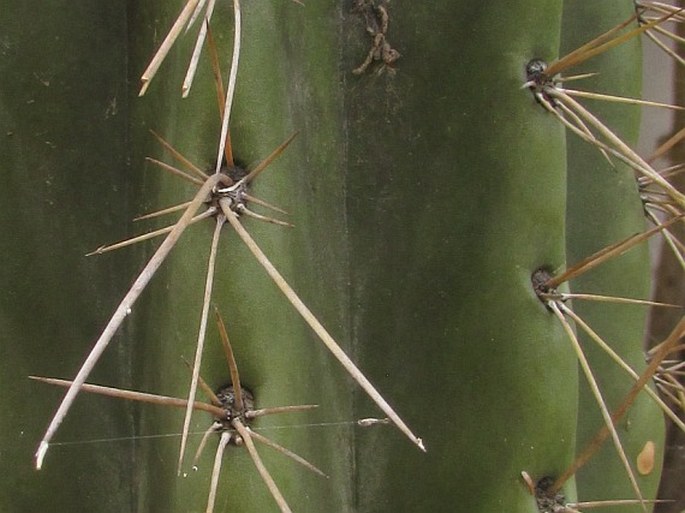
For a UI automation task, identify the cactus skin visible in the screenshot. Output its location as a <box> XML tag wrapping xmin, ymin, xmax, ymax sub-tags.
<box><xmin>561</xmin><ymin>1</ymin><xmax>666</xmax><ymax>511</ymax></box>
<box><xmin>127</xmin><ymin>2</ymin><xmax>354</xmax><ymax>511</ymax></box>
<box><xmin>2</xmin><ymin>1</ymin><xmax>667</xmax><ymax>512</ymax></box>
<box><xmin>346</xmin><ymin>1</ymin><xmax>578</xmax><ymax>511</ymax></box>
<box><xmin>0</xmin><ymin>1</ymin><xmax>136</xmax><ymax>511</ymax></box>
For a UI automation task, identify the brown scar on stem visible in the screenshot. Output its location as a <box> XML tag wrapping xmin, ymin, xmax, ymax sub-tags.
<box><xmin>352</xmin><ymin>0</ymin><xmax>401</xmax><ymax>75</ymax></box>
<box><xmin>637</xmin><ymin>440</ymin><xmax>656</xmax><ymax>475</ymax></box>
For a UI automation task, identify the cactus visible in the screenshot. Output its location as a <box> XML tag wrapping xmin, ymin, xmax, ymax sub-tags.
<box><xmin>3</xmin><ymin>1</ymin><xmax>684</xmax><ymax>512</ymax></box>
<box><xmin>561</xmin><ymin>2</ymin><xmax>666</xmax><ymax>511</ymax></box>
<box><xmin>0</xmin><ymin>2</ymin><xmax>136</xmax><ymax>511</ymax></box>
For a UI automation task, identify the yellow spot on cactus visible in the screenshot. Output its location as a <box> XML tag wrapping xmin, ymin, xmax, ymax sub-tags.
<box><xmin>636</xmin><ymin>440</ymin><xmax>655</xmax><ymax>475</ymax></box>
